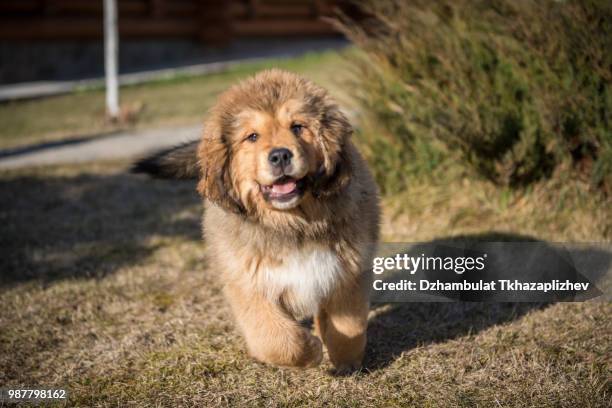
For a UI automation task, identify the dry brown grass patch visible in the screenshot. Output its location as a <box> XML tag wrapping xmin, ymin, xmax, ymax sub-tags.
<box><xmin>0</xmin><ymin>161</ymin><xmax>610</xmax><ymax>407</ymax></box>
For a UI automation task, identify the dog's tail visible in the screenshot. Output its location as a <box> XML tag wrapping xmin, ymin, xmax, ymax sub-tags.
<box><xmin>131</xmin><ymin>140</ymin><xmax>200</xmax><ymax>179</ymax></box>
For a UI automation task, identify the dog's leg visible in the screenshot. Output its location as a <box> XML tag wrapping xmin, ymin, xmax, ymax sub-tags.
<box><xmin>224</xmin><ymin>283</ymin><xmax>323</xmax><ymax>368</ymax></box>
<box><xmin>317</xmin><ymin>280</ymin><xmax>369</xmax><ymax>372</ymax></box>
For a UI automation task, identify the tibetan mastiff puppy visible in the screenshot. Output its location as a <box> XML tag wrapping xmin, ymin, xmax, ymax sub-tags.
<box><xmin>134</xmin><ymin>70</ymin><xmax>380</xmax><ymax>371</ymax></box>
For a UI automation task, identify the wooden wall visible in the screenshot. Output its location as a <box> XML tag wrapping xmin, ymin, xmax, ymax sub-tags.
<box><xmin>0</xmin><ymin>0</ymin><xmax>340</xmax><ymax>43</ymax></box>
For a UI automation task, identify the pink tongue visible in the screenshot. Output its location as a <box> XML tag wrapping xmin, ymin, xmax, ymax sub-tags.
<box><xmin>271</xmin><ymin>180</ymin><xmax>296</xmax><ymax>195</ymax></box>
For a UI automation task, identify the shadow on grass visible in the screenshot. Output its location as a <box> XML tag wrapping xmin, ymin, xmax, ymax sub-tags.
<box><xmin>362</xmin><ymin>233</ymin><xmax>611</xmax><ymax>373</ymax></box>
<box><xmin>363</xmin><ymin>302</ymin><xmax>549</xmax><ymax>373</ymax></box>
<box><xmin>0</xmin><ymin>170</ymin><xmax>201</xmax><ymax>287</ymax></box>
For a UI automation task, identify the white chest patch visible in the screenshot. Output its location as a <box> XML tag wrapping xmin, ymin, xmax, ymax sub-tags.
<box><xmin>258</xmin><ymin>246</ymin><xmax>342</xmax><ymax>317</ymax></box>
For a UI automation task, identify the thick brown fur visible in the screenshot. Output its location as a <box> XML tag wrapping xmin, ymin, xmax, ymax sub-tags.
<box><xmin>139</xmin><ymin>69</ymin><xmax>380</xmax><ymax>371</ymax></box>
<box><xmin>132</xmin><ymin>140</ymin><xmax>200</xmax><ymax>179</ymax></box>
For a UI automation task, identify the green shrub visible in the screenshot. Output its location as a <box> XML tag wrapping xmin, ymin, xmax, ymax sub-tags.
<box><xmin>336</xmin><ymin>0</ymin><xmax>611</xmax><ymax>194</ymax></box>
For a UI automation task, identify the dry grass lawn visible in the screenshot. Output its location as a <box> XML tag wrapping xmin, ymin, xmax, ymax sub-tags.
<box><xmin>0</xmin><ymin>161</ymin><xmax>610</xmax><ymax>407</ymax></box>
<box><xmin>0</xmin><ymin>51</ymin><xmax>348</xmax><ymax>150</ymax></box>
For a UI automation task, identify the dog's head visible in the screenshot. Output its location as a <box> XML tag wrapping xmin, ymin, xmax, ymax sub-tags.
<box><xmin>197</xmin><ymin>70</ymin><xmax>352</xmax><ymax>216</ymax></box>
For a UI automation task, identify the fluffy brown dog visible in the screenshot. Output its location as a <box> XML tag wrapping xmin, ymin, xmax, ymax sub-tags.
<box><xmin>134</xmin><ymin>70</ymin><xmax>380</xmax><ymax>371</ymax></box>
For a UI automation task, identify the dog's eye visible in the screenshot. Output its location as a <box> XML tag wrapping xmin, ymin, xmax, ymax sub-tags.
<box><xmin>290</xmin><ymin>123</ymin><xmax>303</xmax><ymax>137</ymax></box>
<box><xmin>246</xmin><ymin>133</ymin><xmax>258</xmax><ymax>143</ymax></box>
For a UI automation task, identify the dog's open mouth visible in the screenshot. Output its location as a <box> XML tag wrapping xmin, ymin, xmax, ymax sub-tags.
<box><xmin>261</xmin><ymin>176</ymin><xmax>305</xmax><ymax>202</ymax></box>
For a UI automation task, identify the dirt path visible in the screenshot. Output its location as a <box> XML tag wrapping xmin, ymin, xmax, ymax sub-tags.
<box><xmin>0</xmin><ymin>124</ymin><xmax>200</xmax><ymax>169</ymax></box>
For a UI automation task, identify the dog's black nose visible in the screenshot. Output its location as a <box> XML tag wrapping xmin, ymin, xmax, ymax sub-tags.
<box><xmin>268</xmin><ymin>148</ymin><xmax>293</xmax><ymax>168</ymax></box>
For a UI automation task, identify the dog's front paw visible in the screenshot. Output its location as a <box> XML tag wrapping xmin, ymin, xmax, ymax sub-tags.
<box><xmin>250</xmin><ymin>329</ymin><xmax>323</xmax><ymax>368</ymax></box>
<box><xmin>328</xmin><ymin>342</ymin><xmax>365</xmax><ymax>374</ymax></box>
<box><xmin>331</xmin><ymin>358</ymin><xmax>362</xmax><ymax>375</ymax></box>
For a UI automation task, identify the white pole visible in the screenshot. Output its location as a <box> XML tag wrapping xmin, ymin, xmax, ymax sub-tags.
<box><xmin>104</xmin><ymin>0</ymin><xmax>119</xmax><ymax>119</ymax></box>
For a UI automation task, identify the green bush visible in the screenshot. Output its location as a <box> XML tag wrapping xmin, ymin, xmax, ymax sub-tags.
<box><xmin>336</xmin><ymin>0</ymin><xmax>611</xmax><ymax>194</ymax></box>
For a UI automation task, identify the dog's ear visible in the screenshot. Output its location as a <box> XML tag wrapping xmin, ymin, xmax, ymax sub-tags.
<box><xmin>312</xmin><ymin>105</ymin><xmax>353</xmax><ymax>198</ymax></box>
<box><xmin>196</xmin><ymin>122</ymin><xmax>246</xmax><ymax>215</ymax></box>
